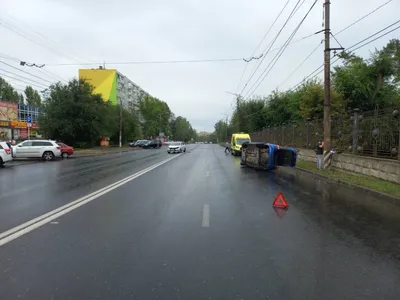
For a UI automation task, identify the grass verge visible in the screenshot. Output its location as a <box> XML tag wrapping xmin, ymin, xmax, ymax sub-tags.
<box><xmin>296</xmin><ymin>160</ymin><xmax>400</xmax><ymax>198</ymax></box>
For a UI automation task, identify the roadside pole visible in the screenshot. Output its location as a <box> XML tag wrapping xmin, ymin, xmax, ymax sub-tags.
<box><xmin>323</xmin><ymin>0</ymin><xmax>331</xmax><ymax>159</ymax></box>
<box><xmin>323</xmin><ymin>0</ymin><xmax>343</xmax><ymax>168</ymax></box>
<box><xmin>225</xmin><ymin>115</ymin><xmax>228</xmax><ymax>142</ymax></box>
<box><xmin>119</xmin><ymin>100</ymin><xmax>123</xmax><ymax>148</ymax></box>
<box><xmin>27</xmin><ymin>115</ymin><xmax>32</xmax><ymax>140</ymax></box>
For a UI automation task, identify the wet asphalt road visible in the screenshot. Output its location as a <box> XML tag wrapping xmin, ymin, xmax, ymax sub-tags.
<box><xmin>0</xmin><ymin>144</ymin><xmax>400</xmax><ymax>300</ymax></box>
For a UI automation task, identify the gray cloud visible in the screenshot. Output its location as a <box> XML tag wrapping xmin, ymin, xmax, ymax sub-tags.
<box><xmin>1</xmin><ymin>0</ymin><xmax>398</xmax><ymax>131</ymax></box>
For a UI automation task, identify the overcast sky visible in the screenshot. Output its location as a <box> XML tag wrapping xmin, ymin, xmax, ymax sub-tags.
<box><xmin>1</xmin><ymin>0</ymin><xmax>399</xmax><ymax>131</ymax></box>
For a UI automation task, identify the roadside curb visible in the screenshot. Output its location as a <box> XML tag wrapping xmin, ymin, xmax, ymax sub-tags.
<box><xmin>278</xmin><ymin>166</ymin><xmax>400</xmax><ymax>204</ymax></box>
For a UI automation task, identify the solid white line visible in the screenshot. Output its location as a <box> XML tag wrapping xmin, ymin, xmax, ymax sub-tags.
<box><xmin>202</xmin><ymin>204</ymin><xmax>210</xmax><ymax>227</ymax></box>
<box><xmin>0</xmin><ymin>154</ymin><xmax>182</xmax><ymax>247</ymax></box>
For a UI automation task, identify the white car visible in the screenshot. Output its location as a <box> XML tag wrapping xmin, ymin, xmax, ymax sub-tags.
<box><xmin>0</xmin><ymin>141</ymin><xmax>13</xmax><ymax>166</ymax></box>
<box><xmin>167</xmin><ymin>142</ymin><xmax>186</xmax><ymax>154</ymax></box>
<box><xmin>13</xmin><ymin>140</ymin><xmax>61</xmax><ymax>161</ymax></box>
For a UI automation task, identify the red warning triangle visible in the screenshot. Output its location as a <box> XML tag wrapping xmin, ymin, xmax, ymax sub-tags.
<box><xmin>272</xmin><ymin>192</ymin><xmax>289</xmax><ymax>208</ymax></box>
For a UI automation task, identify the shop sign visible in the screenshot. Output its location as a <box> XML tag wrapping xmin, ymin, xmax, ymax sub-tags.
<box><xmin>11</xmin><ymin>120</ymin><xmax>27</xmax><ymax>128</ymax></box>
<box><xmin>10</xmin><ymin>120</ymin><xmax>39</xmax><ymax>129</ymax></box>
<box><xmin>0</xmin><ymin>120</ymin><xmax>10</xmax><ymax>127</ymax></box>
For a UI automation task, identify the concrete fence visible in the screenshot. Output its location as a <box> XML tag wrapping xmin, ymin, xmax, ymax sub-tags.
<box><xmin>298</xmin><ymin>148</ymin><xmax>400</xmax><ymax>184</ymax></box>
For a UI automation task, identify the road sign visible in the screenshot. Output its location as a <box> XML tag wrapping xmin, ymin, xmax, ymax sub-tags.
<box><xmin>27</xmin><ymin>116</ymin><xmax>32</xmax><ymax>124</ymax></box>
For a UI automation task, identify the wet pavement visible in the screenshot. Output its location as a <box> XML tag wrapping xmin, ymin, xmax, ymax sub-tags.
<box><xmin>0</xmin><ymin>144</ymin><xmax>399</xmax><ymax>300</ymax></box>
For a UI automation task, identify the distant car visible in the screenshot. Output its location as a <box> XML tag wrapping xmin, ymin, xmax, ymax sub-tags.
<box><xmin>142</xmin><ymin>140</ymin><xmax>162</xmax><ymax>149</ymax></box>
<box><xmin>136</xmin><ymin>140</ymin><xmax>150</xmax><ymax>147</ymax></box>
<box><xmin>167</xmin><ymin>142</ymin><xmax>186</xmax><ymax>154</ymax></box>
<box><xmin>57</xmin><ymin>142</ymin><xmax>74</xmax><ymax>158</ymax></box>
<box><xmin>0</xmin><ymin>141</ymin><xmax>13</xmax><ymax>166</ymax></box>
<box><xmin>12</xmin><ymin>140</ymin><xmax>61</xmax><ymax>161</ymax></box>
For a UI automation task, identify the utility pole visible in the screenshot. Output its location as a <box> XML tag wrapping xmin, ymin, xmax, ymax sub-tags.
<box><xmin>225</xmin><ymin>115</ymin><xmax>228</xmax><ymax>142</ymax></box>
<box><xmin>119</xmin><ymin>99</ymin><xmax>123</xmax><ymax>147</ymax></box>
<box><xmin>323</xmin><ymin>0</ymin><xmax>331</xmax><ymax>157</ymax></box>
<box><xmin>323</xmin><ymin>0</ymin><xmax>343</xmax><ymax>166</ymax></box>
<box><xmin>158</xmin><ymin>113</ymin><xmax>162</xmax><ymax>148</ymax></box>
<box><xmin>225</xmin><ymin>91</ymin><xmax>241</xmax><ymax>132</ymax></box>
<box><xmin>236</xmin><ymin>96</ymin><xmax>241</xmax><ymax>132</ymax></box>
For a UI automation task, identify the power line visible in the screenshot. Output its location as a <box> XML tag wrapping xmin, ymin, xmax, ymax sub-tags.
<box><xmin>278</xmin><ymin>41</ymin><xmax>322</xmax><ymax>88</ymax></box>
<box><xmin>345</xmin><ymin>19</ymin><xmax>400</xmax><ymax>52</ymax></box>
<box><xmin>239</xmin><ymin>0</ymin><xmax>304</xmax><ymax>96</ymax></box>
<box><xmin>4</xmin><ymin>13</ymin><xmax>92</xmax><ymax>63</ymax></box>
<box><xmin>43</xmin><ymin>58</ymin><xmax>249</xmax><ymax>66</ymax></box>
<box><xmin>235</xmin><ymin>0</ymin><xmax>291</xmax><ymax>94</ymax></box>
<box><xmin>0</xmin><ymin>61</ymin><xmax>54</xmax><ymax>84</ymax></box>
<box><xmin>336</xmin><ymin>0</ymin><xmax>395</xmax><ymax>35</ymax></box>
<box><xmin>290</xmin><ymin>20</ymin><xmax>400</xmax><ymax>91</ymax></box>
<box><xmin>245</xmin><ymin>0</ymin><xmax>319</xmax><ymax>99</ymax></box>
<box><xmin>349</xmin><ymin>24</ymin><xmax>400</xmax><ymax>52</ymax></box>
<box><xmin>0</xmin><ymin>53</ymin><xmax>20</xmax><ymax>63</ymax></box>
<box><xmin>237</xmin><ymin>0</ymin><xmax>396</xmax><ymax>89</ymax></box>
<box><xmin>0</xmin><ymin>68</ymin><xmax>49</xmax><ymax>89</ymax></box>
<box><xmin>0</xmin><ymin>72</ymin><xmax>48</xmax><ymax>90</ymax></box>
<box><xmin>37</xmin><ymin>68</ymin><xmax>68</xmax><ymax>83</ymax></box>
<box><xmin>0</xmin><ymin>53</ymin><xmax>69</xmax><ymax>83</ymax></box>
<box><xmin>0</xmin><ymin>19</ymin><xmax>84</xmax><ymax>63</ymax></box>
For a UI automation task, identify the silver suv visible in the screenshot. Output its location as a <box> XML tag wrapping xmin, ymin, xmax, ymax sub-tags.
<box><xmin>13</xmin><ymin>140</ymin><xmax>61</xmax><ymax>161</ymax></box>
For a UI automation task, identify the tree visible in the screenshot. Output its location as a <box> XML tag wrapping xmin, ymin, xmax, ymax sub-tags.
<box><xmin>24</xmin><ymin>86</ymin><xmax>42</xmax><ymax>106</ymax></box>
<box><xmin>138</xmin><ymin>95</ymin><xmax>172</xmax><ymax>138</ymax></box>
<box><xmin>170</xmin><ymin>116</ymin><xmax>196</xmax><ymax>142</ymax></box>
<box><xmin>214</xmin><ymin>39</ymin><xmax>400</xmax><ymax>137</ymax></box>
<box><xmin>0</xmin><ymin>76</ymin><xmax>22</xmax><ymax>103</ymax></box>
<box><xmin>38</xmin><ymin>79</ymin><xmax>117</xmax><ymax>147</ymax></box>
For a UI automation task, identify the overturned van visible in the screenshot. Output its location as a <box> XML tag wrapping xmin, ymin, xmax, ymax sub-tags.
<box><xmin>240</xmin><ymin>142</ymin><xmax>297</xmax><ymax>170</ymax></box>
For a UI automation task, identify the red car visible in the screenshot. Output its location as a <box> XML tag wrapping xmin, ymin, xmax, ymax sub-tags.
<box><xmin>57</xmin><ymin>142</ymin><xmax>74</xmax><ymax>158</ymax></box>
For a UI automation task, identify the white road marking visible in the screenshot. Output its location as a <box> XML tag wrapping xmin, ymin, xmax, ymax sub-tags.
<box><xmin>0</xmin><ymin>154</ymin><xmax>182</xmax><ymax>247</ymax></box>
<box><xmin>50</xmin><ymin>221</ymin><xmax>59</xmax><ymax>225</ymax></box>
<box><xmin>202</xmin><ymin>204</ymin><xmax>210</xmax><ymax>227</ymax></box>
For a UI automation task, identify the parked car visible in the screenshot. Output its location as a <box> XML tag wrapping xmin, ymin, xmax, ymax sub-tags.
<box><xmin>129</xmin><ymin>140</ymin><xmax>143</xmax><ymax>147</ymax></box>
<box><xmin>167</xmin><ymin>142</ymin><xmax>186</xmax><ymax>154</ymax></box>
<box><xmin>13</xmin><ymin>140</ymin><xmax>61</xmax><ymax>161</ymax></box>
<box><xmin>142</xmin><ymin>140</ymin><xmax>162</xmax><ymax>149</ymax></box>
<box><xmin>135</xmin><ymin>140</ymin><xmax>150</xmax><ymax>147</ymax></box>
<box><xmin>57</xmin><ymin>142</ymin><xmax>74</xmax><ymax>158</ymax></box>
<box><xmin>0</xmin><ymin>141</ymin><xmax>13</xmax><ymax>166</ymax></box>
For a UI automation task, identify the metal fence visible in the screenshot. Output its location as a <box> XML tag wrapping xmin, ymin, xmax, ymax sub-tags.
<box><xmin>251</xmin><ymin>107</ymin><xmax>400</xmax><ymax>160</ymax></box>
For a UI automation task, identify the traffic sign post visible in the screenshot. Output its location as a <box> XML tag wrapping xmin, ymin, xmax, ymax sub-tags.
<box><xmin>27</xmin><ymin>116</ymin><xmax>32</xmax><ymax>140</ymax></box>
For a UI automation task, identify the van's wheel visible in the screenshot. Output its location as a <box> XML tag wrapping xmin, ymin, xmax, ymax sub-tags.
<box><xmin>231</xmin><ymin>150</ymin><xmax>234</xmax><ymax>156</ymax></box>
<box><xmin>43</xmin><ymin>151</ymin><xmax>55</xmax><ymax>161</ymax></box>
<box><xmin>62</xmin><ymin>152</ymin><xmax>69</xmax><ymax>159</ymax></box>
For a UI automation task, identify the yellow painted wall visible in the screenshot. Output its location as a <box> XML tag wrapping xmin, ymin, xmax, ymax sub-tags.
<box><xmin>79</xmin><ymin>69</ymin><xmax>117</xmax><ymax>104</ymax></box>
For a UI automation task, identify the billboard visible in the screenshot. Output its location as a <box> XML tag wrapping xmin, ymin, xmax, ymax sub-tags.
<box><xmin>79</xmin><ymin>69</ymin><xmax>117</xmax><ymax>105</ymax></box>
<box><xmin>0</xmin><ymin>101</ymin><xmax>18</xmax><ymax>121</ymax></box>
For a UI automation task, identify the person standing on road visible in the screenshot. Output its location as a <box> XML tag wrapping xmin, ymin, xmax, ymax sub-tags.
<box><xmin>316</xmin><ymin>141</ymin><xmax>324</xmax><ymax>169</ymax></box>
<box><xmin>225</xmin><ymin>141</ymin><xmax>230</xmax><ymax>154</ymax></box>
